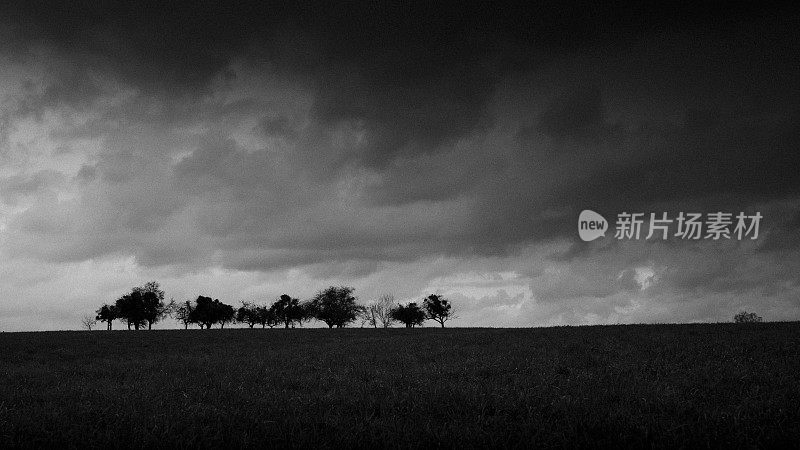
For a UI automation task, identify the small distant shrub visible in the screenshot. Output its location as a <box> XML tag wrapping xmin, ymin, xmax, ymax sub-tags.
<box><xmin>734</xmin><ymin>311</ymin><xmax>763</xmax><ymax>323</ymax></box>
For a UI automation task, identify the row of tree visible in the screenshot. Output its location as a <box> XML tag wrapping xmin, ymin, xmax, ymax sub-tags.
<box><xmin>95</xmin><ymin>281</ymin><xmax>167</xmax><ymax>330</ymax></box>
<box><xmin>92</xmin><ymin>282</ymin><xmax>455</xmax><ymax>330</ymax></box>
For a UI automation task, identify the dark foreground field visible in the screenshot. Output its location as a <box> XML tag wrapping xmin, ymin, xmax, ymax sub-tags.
<box><xmin>1</xmin><ymin>324</ymin><xmax>799</xmax><ymax>448</ymax></box>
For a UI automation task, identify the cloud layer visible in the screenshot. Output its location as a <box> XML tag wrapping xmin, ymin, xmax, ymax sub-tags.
<box><xmin>0</xmin><ymin>3</ymin><xmax>799</xmax><ymax>330</ymax></box>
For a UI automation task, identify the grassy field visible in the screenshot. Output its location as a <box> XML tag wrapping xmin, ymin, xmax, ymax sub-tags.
<box><xmin>1</xmin><ymin>324</ymin><xmax>799</xmax><ymax>448</ymax></box>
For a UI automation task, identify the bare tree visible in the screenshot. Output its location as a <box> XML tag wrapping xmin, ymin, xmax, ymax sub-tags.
<box><xmin>365</xmin><ymin>294</ymin><xmax>395</xmax><ymax>328</ymax></box>
<box><xmin>171</xmin><ymin>300</ymin><xmax>194</xmax><ymax>329</ymax></box>
<box><xmin>358</xmin><ymin>308</ymin><xmax>372</xmax><ymax>328</ymax></box>
<box><xmin>81</xmin><ymin>314</ymin><xmax>97</xmax><ymax>331</ymax></box>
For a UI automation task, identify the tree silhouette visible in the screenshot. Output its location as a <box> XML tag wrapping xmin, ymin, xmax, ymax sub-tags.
<box><xmin>133</xmin><ymin>281</ymin><xmax>167</xmax><ymax>330</ymax></box>
<box><xmin>271</xmin><ymin>294</ymin><xmax>306</xmax><ymax>328</ymax></box>
<box><xmin>358</xmin><ymin>307</ymin><xmax>372</xmax><ymax>327</ymax></box>
<box><xmin>116</xmin><ymin>290</ymin><xmax>148</xmax><ymax>330</ymax></box>
<box><xmin>236</xmin><ymin>302</ymin><xmax>260</xmax><ymax>328</ymax></box>
<box><xmin>81</xmin><ymin>314</ymin><xmax>96</xmax><ymax>331</ymax></box>
<box><xmin>256</xmin><ymin>305</ymin><xmax>279</xmax><ymax>328</ymax></box>
<box><xmin>423</xmin><ymin>294</ymin><xmax>454</xmax><ymax>328</ymax></box>
<box><xmin>310</xmin><ymin>286</ymin><xmax>364</xmax><ymax>328</ymax></box>
<box><xmin>734</xmin><ymin>311</ymin><xmax>763</xmax><ymax>323</ymax></box>
<box><xmin>110</xmin><ymin>282</ymin><xmax>168</xmax><ymax>330</ymax></box>
<box><xmin>188</xmin><ymin>296</ymin><xmax>235</xmax><ymax>329</ymax></box>
<box><xmin>95</xmin><ymin>304</ymin><xmax>119</xmax><ymax>330</ymax></box>
<box><xmin>365</xmin><ymin>294</ymin><xmax>395</xmax><ymax>328</ymax></box>
<box><xmin>218</xmin><ymin>302</ymin><xmax>235</xmax><ymax>329</ymax></box>
<box><xmin>171</xmin><ymin>301</ymin><xmax>194</xmax><ymax>329</ymax></box>
<box><xmin>390</xmin><ymin>302</ymin><xmax>426</xmax><ymax>328</ymax></box>
<box><xmin>190</xmin><ymin>296</ymin><xmax>216</xmax><ymax>329</ymax></box>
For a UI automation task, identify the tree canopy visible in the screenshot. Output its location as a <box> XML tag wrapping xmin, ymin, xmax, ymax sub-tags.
<box><xmin>256</xmin><ymin>305</ymin><xmax>279</xmax><ymax>328</ymax></box>
<box><xmin>113</xmin><ymin>281</ymin><xmax>168</xmax><ymax>330</ymax></box>
<box><xmin>734</xmin><ymin>311</ymin><xmax>763</xmax><ymax>323</ymax></box>
<box><xmin>423</xmin><ymin>294</ymin><xmax>454</xmax><ymax>328</ymax></box>
<box><xmin>171</xmin><ymin>300</ymin><xmax>194</xmax><ymax>329</ymax></box>
<box><xmin>236</xmin><ymin>302</ymin><xmax>260</xmax><ymax>328</ymax></box>
<box><xmin>95</xmin><ymin>304</ymin><xmax>119</xmax><ymax>330</ymax></box>
<box><xmin>271</xmin><ymin>294</ymin><xmax>307</xmax><ymax>328</ymax></box>
<box><xmin>390</xmin><ymin>302</ymin><xmax>426</xmax><ymax>328</ymax></box>
<box><xmin>189</xmin><ymin>296</ymin><xmax>235</xmax><ymax>329</ymax></box>
<box><xmin>93</xmin><ymin>283</ymin><xmax>457</xmax><ymax>331</ymax></box>
<box><xmin>309</xmin><ymin>286</ymin><xmax>364</xmax><ymax>328</ymax></box>
<box><xmin>115</xmin><ymin>290</ymin><xmax>148</xmax><ymax>330</ymax></box>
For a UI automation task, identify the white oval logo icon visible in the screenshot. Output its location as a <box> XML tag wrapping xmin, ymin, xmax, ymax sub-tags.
<box><xmin>578</xmin><ymin>210</ymin><xmax>607</xmax><ymax>241</ymax></box>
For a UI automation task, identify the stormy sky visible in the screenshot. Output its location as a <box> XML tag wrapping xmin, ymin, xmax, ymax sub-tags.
<box><xmin>1</xmin><ymin>2</ymin><xmax>799</xmax><ymax>330</ymax></box>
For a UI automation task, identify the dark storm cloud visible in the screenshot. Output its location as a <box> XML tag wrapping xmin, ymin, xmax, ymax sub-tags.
<box><xmin>567</xmin><ymin>113</ymin><xmax>800</xmax><ymax>207</ymax></box>
<box><xmin>2</xmin><ymin>2</ymin><xmax>785</xmax><ymax>120</ymax></box>
<box><xmin>2</xmin><ymin>1</ymin><xmax>799</xmax><ymax>274</ymax></box>
<box><xmin>534</xmin><ymin>86</ymin><xmax>603</xmax><ymax>141</ymax></box>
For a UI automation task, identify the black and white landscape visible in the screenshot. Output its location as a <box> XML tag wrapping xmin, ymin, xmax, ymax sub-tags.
<box><xmin>0</xmin><ymin>2</ymin><xmax>799</xmax><ymax>448</ymax></box>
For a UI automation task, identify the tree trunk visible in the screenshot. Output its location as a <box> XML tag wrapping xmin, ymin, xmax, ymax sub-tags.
<box><xmin>148</xmin><ymin>322</ymin><xmax>152</xmax><ymax>330</ymax></box>
<box><xmin>440</xmin><ymin>321</ymin><xmax>445</xmax><ymax>328</ymax></box>
<box><xmin>184</xmin><ymin>323</ymin><xmax>188</xmax><ymax>330</ymax></box>
<box><xmin>134</xmin><ymin>322</ymin><xmax>139</xmax><ymax>330</ymax></box>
